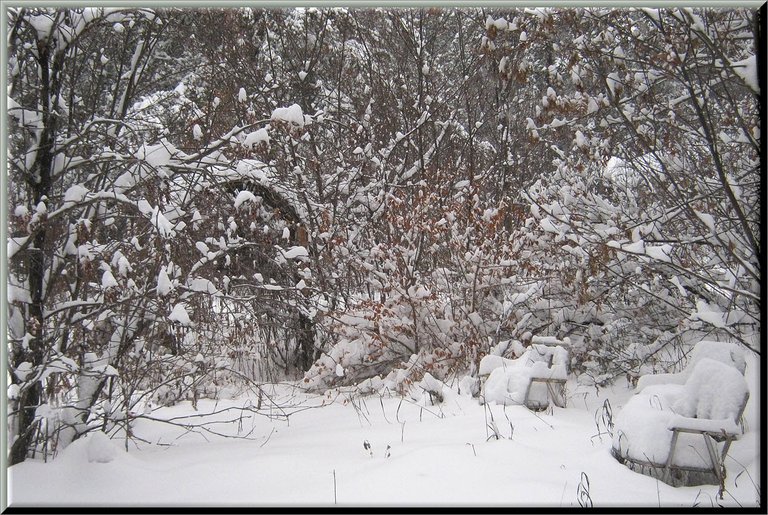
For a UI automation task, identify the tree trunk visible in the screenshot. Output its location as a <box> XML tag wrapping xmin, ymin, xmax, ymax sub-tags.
<box><xmin>296</xmin><ymin>313</ymin><xmax>316</xmax><ymax>373</ymax></box>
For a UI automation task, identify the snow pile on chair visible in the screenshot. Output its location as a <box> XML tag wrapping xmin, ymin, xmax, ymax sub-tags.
<box><xmin>635</xmin><ymin>340</ymin><xmax>746</xmax><ymax>391</ymax></box>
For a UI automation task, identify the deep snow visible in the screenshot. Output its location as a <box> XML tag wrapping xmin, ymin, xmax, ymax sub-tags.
<box><xmin>7</xmin><ymin>353</ymin><xmax>761</xmax><ymax>508</ymax></box>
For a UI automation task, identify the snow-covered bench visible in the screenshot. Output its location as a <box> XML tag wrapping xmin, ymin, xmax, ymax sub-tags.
<box><xmin>480</xmin><ymin>343</ymin><xmax>569</xmax><ymax>410</ymax></box>
<box><xmin>635</xmin><ymin>340</ymin><xmax>745</xmax><ymax>392</ymax></box>
<box><xmin>611</xmin><ymin>357</ymin><xmax>749</xmax><ymax>487</ymax></box>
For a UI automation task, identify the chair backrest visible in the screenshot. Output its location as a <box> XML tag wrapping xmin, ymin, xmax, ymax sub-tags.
<box><xmin>529</xmin><ymin>344</ymin><xmax>569</xmax><ymax>369</ymax></box>
<box><xmin>673</xmin><ymin>358</ymin><xmax>749</xmax><ymax>422</ymax></box>
<box><xmin>687</xmin><ymin>340</ymin><xmax>746</xmax><ymax>375</ymax></box>
<box><xmin>635</xmin><ymin>340</ymin><xmax>747</xmax><ymax>393</ymax></box>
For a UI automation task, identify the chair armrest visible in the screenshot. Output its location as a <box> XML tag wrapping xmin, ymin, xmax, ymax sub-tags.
<box><xmin>667</xmin><ymin>415</ymin><xmax>741</xmax><ymax>438</ymax></box>
<box><xmin>636</xmin><ymin>372</ymin><xmax>687</xmax><ymax>392</ymax></box>
<box><xmin>528</xmin><ymin>363</ymin><xmax>568</xmax><ymax>381</ymax></box>
<box><xmin>529</xmin><ymin>376</ymin><xmax>567</xmax><ymax>384</ymax></box>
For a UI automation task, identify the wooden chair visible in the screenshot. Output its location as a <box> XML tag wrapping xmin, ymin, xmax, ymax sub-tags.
<box><xmin>612</xmin><ymin>357</ymin><xmax>750</xmax><ymax>487</ymax></box>
<box><xmin>523</xmin><ymin>344</ymin><xmax>569</xmax><ymax>409</ymax></box>
<box><xmin>481</xmin><ymin>342</ymin><xmax>569</xmax><ymax>410</ymax></box>
<box><xmin>662</xmin><ymin>358</ymin><xmax>750</xmax><ymax>486</ymax></box>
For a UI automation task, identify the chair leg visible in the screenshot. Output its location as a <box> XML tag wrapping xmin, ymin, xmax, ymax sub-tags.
<box><xmin>523</xmin><ymin>380</ymin><xmax>534</xmax><ymax>409</ymax></box>
<box><xmin>703</xmin><ymin>435</ymin><xmax>723</xmax><ymax>484</ymax></box>
<box><xmin>720</xmin><ymin>436</ymin><xmax>735</xmax><ymax>465</ymax></box>
<box><xmin>547</xmin><ymin>381</ymin><xmax>565</xmax><ymax>408</ymax></box>
<box><xmin>524</xmin><ymin>379</ymin><xmax>550</xmax><ymax>410</ymax></box>
<box><xmin>664</xmin><ymin>430</ymin><xmax>680</xmax><ymax>484</ymax></box>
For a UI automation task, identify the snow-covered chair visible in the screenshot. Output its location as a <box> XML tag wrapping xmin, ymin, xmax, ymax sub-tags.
<box><xmin>635</xmin><ymin>340</ymin><xmax>746</xmax><ymax>392</ymax></box>
<box><xmin>480</xmin><ymin>344</ymin><xmax>569</xmax><ymax>410</ymax></box>
<box><xmin>612</xmin><ymin>358</ymin><xmax>749</xmax><ymax>487</ymax></box>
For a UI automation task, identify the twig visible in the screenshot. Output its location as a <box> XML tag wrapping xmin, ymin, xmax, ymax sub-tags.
<box><xmin>656</xmin><ymin>477</ymin><xmax>661</xmax><ymax>507</ymax></box>
<box><xmin>379</xmin><ymin>396</ymin><xmax>391</xmax><ymax>424</ymax></box>
<box><xmin>503</xmin><ymin>404</ymin><xmax>515</xmax><ymax>439</ymax></box>
<box><xmin>577</xmin><ymin>472</ymin><xmax>593</xmax><ymax>508</ymax></box>
<box><xmin>529</xmin><ymin>408</ymin><xmax>555</xmax><ymax>430</ymax></box>
<box><xmin>727</xmin><ymin>455</ymin><xmax>760</xmax><ymax>496</ymax></box>
<box><xmin>259</xmin><ymin>427</ymin><xmax>276</xmax><ymax>448</ymax></box>
<box><xmin>395</xmin><ymin>396</ymin><xmax>404</xmax><ymax>424</ymax></box>
<box><xmin>560</xmin><ymin>480</ymin><xmax>568</xmax><ymax>506</ymax></box>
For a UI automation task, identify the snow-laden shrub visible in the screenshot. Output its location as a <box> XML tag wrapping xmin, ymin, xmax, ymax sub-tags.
<box><xmin>506</xmin><ymin>158</ymin><xmax>758</xmax><ymax>385</ymax></box>
<box><xmin>303</xmin><ymin>183</ymin><xmax>520</xmax><ymax>392</ymax></box>
<box><xmin>303</xmin><ymin>293</ymin><xmax>469</xmax><ymax>392</ymax></box>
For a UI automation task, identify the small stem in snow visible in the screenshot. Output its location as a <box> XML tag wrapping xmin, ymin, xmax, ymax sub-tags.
<box><xmin>333</xmin><ymin>469</ymin><xmax>337</xmax><ymax>505</ymax></box>
<box><xmin>380</xmin><ymin>396</ymin><xmax>390</xmax><ymax>424</ymax></box>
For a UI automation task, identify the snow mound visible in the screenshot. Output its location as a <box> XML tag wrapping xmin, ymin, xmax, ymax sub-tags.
<box><xmin>64</xmin><ymin>184</ymin><xmax>89</xmax><ymax>204</ymax></box>
<box><xmin>271</xmin><ymin>104</ymin><xmax>310</xmax><ymax>128</ymax></box>
<box><xmin>101</xmin><ymin>269</ymin><xmax>118</xmax><ymax>289</ymax></box>
<box><xmin>29</xmin><ymin>14</ymin><xmax>55</xmax><ymax>42</ymax></box>
<box><xmin>134</xmin><ymin>141</ymin><xmax>177</xmax><ymax>168</ymax></box>
<box><xmin>150</xmin><ymin>206</ymin><xmax>175</xmax><ymax>238</ymax></box>
<box><xmin>86</xmin><ymin>431</ymin><xmax>120</xmax><ymax>463</ymax></box>
<box><xmin>480</xmin><ymin>343</ymin><xmax>568</xmax><ymax>376</ymax></box>
<box><xmin>57</xmin><ymin>431</ymin><xmax>122</xmax><ymax>464</ymax></box>
<box><xmin>458</xmin><ymin>375</ymin><xmax>480</xmax><ymax>397</ymax></box>
<box><xmin>732</xmin><ymin>54</ymin><xmax>758</xmax><ymax>94</ymax></box>
<box><xmin>478</xmin><ymin>355</ymin><xmax>518</xmax><ymax>376</ymax></box>
<box><xmin>243</xmin><ymin>128</ymin><xmax>270</xmax><ymax>147</ymax></box>
<box><xmin>156</xmin><ymin>266</ymin><xmax>173</xmax><ymax>296</ymax></box>
<box><xmin>281</xmin><ymin>246</ymin><xmax>309</xmax><ymax>260</ymax></box>
<box><xmin>234</xmin><ymin>190</ymin><xmax>257</xmax><ymax>209</ymax></box>
<box><xmin>415</xmin><ymin>372</ymin><xmax>456</xmax><ymax>404</ymax></box>
<box><xmin>168</xmin><ymin>303</ymin><xmax>191</xmax><ymax>326</ymax></box>
<box><xmin>484</xmin><ymin>366</ymin><xmax>532</xmax><ymax>406</ymax></box>
<box><xmin>187</xmin><ymin>277</ymin><xmax>218</xmax><ymax>294</ymax></box>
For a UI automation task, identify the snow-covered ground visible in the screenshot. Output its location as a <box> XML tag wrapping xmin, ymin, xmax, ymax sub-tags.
<box><xmin>8</xmin><ymin>355</ymin><xmax>760</xmax><ymax>508</ymax></box>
